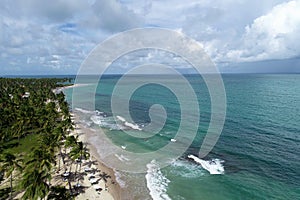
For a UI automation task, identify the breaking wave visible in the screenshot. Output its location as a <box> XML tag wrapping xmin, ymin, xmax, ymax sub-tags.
<box><xmin>188</xmin><ymin>155</ymin><xmax>225</xmax><ymax>175</ymax></box>
<box><xmin>146</xmin><ymin>160</ymin><xmax>171</xmax><ymax>200</ymax></box>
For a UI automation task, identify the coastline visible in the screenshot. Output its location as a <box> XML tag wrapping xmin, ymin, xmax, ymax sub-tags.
<box><xmin>72</xmin><ymin>113</ymin><xmax>121</xmax><ymax>200</ymax></box>
<box><xmin>54</xmin><ymin>83</ymin><xmax>90</xmax><ymax>94</ymax></box>
<box><xmin>61</xmin><ymin>84</ymin><xmax>121</xmax><ymax>200</ymax></box>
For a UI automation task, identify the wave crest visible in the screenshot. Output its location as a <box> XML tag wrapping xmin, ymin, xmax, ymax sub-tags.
<box><xmin>146</xmin><ymin>160</ymin><xmax>171</xmax><ymax>200</ymax></box>
<box><xmin>188</xmin><ymin>155</ymin><xmax>225</xmax><ymax>175</ymax></box>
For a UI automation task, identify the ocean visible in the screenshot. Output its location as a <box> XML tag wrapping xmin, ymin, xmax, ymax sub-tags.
<box><xmin>64</xmin><ymin>74</ymin><xmax>300</xmax><ymax>200</ymax></box>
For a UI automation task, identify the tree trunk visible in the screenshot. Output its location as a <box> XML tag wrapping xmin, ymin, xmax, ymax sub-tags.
<box><xmin>74</xmin><ymin>163</ymin><xmax>78</xmax><ymax>178</ymax></box>
<box><xmin>77</xmin><ymin>159</ymin><xmax>82</xmax><ymax>185</ymax></box>
<box><xmin>58</xmin><ymin>147</ymin><xmax>65</xmax><ymax>172</ymax></box>
<box><xmin>10</xmin><ymin>174</ymin><xmax>12</xmax><ymax>200</ymax></box>
<box><xmin>69</xmin><ymin>162</ymin><xmax>73</xmax><ymax>173</ymax></box>
<box><xmin>58</xmin><ymin>155</ymin><xmax>61</xmax><ymax>172</ymax></box>
<box><xmin>68</xmin><ymin>180</ymin><xmax>73</xmax><ymax>196</ymax></box>
<box><xmin>60</xmin><ymin>147</ymin><xmax>65</xmax><ymax>166</ymax></box>
<box><xmin>77</xmin><ymin>151</ymin><xmax>83</xmax><ymax>184</ymax></box>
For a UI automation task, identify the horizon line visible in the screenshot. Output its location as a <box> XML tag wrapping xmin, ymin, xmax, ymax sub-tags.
<box><xmin>1</xmin><ymin>72</ymin><xmax>300</xmax><ymax>78</ymax></box>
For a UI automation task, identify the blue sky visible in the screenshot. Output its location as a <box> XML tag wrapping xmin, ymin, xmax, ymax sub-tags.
<box><xmin>0</xmin><ymin>0</ymin><xmax>300</xmax><ymax>75</ymax></box>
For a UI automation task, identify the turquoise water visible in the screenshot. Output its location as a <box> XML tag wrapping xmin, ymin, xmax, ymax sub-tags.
<box><xmin>65</xmin><ymin>74</ymin><xmax>300</xmax><ymax>200</ymax></box>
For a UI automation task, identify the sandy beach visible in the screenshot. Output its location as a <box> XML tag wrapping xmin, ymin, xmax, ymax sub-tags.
<box><xmin>72</xmin><ymin>113</ymin><xmax>121</xmax><ymax>200</ymax></box>
<box><xmin>54</xmin><ymin>83</ymin><xmax>90</xmax><ymax>94</ymax></box>
<box><xmin>56</xmin><ymin>84</ymin><xmax>121</xmax><ymax>200</ymax></box>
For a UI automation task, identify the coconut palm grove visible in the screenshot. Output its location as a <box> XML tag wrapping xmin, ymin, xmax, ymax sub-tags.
<box><xmin>0</xmin><ymin>78</ymin><xmax>88</xmax><ymax>199</ymax></box>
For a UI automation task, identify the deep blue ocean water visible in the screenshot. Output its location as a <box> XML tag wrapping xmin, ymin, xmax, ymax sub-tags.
<box><xmin>64</xmin><ymin>74</ymin><xmax>300</xmax><ymax>200</ymax></box>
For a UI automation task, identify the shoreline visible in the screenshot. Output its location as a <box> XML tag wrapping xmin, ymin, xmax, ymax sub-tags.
<box><xmin>72</xmin><ymin>113</ymin><xmax>121</xmax><ymax>200</ymax></box>
<box><xmin>54</xmin><ymin>83</ymin><xmax>90</xmax><ymax>94</ymax></box>
<box><xmin>61</xmin><ymin>84</ymin><xmax>121</xmax><ymax>200</ymax></box>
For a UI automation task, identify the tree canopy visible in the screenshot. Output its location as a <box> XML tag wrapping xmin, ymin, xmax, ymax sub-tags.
<box><xmin>0</xmin><ymin>77</ymin><xmax>78</xmax><ymax>199</ymax></box>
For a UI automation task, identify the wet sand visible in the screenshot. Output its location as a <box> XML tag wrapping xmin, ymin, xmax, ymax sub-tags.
<box><xmin>72</xmin><ymin>113</ymin><xmax>121</xmax><ymax>200</ymax></box>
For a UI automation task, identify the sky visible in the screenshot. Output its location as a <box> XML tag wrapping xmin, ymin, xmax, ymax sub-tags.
<box><xmin>0</xmin><ymin>0</ymin><xmax>300</xmax><ymax>75</ymax></box>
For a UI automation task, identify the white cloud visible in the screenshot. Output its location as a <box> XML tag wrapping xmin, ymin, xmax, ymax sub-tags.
<box><xmin>0</xmin><ymin>0</ymin><xmax>143</xmax><ymax>74</ymax></box>
<box><xmin>0</xmin><ymin>0</ymin><xmax>299</xmax><ymax>74</ymax></box>
<box><xmin>224</xmin><ymin>0</ymin><xmax>300</xmax><ymax>62</ymax></box>
<box><xmin>88</xmin><ymin>0</ymin><xmax>142</xmax><ymax>32</ymax></box>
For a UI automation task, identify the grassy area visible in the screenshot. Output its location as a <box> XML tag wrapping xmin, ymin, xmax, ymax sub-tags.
<box><xmin>0</xmin><ymin>134</ymin><xmax>40</xmax><ymax>193</ymax></box>
<box><xmin>4</xmin><ymin>134</ymin><xmax>40</xmax><ymax>155</ymax></box>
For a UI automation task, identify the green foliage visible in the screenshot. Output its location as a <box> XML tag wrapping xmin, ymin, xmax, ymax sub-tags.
<box><xmin>20</xmin><ymin>168</ymin><xmax>51</xmax><ymax>200</ymax></box>
<box><xmin>0</xmin><ymin>78</ymin><xmax>75</xmax><ymax>199</ymax></box>
<box><xmin>47</xmin><ymin>186</ymin><xmax>73</xmax><ymax>200</ymax></box>
<box><xmin>3</xmin><ymin>133</ymin><xmax>39</xmax><ymax>155</ymax></box>
<box><xmin>0</xmin><ymin>152</ymin><xmax>22</xmax><ymax>200</ymax></box>
<box><xmin>0</xmin><ymin>78</ymin><xmax>71</xmax><ymax>141</ymax></box>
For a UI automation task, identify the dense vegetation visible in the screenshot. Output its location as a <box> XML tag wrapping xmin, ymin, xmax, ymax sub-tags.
<box><xmin>0</xmin><ymin>78</ymin><xmax>88</xmax><ymax>200</ymax></box>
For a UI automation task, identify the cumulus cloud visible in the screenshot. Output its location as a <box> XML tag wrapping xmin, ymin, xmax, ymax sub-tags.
<box><xmin>0</xmin><ymin>0</ymin><xmax>142</xmax><ymax>74</ymax></box>
<box><xmin>224</xmin><ymin>0</ymin><xmax>300</xmax><ymax>62</ymax></box>
<box><xmin>88</xmin><ymin>0</ymin><xmax>142</xmax><ymax>32</ymax></box>
<box><xmin>126</xmin><ymin>0</ymin><xmax>291</xmax><ymax>64</ymax></box>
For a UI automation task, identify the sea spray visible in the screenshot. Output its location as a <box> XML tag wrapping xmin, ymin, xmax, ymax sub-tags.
<box><xmin>75</xmin><ymin>107</ymin><xmax>94</xmax><ymax>114</ymax></box>
<box><xmin>114</xmin><ymin>170</ymin><xmax>127</xmax><ymax>188</ymax></box>
<box><xmin>146</xmin><ymin>160</ymin><xmax>171</xmax><ymax>200</ymax></box>
<box><xmin>114</xmin><ymin>154</ymin><xmax>130</xmax><ymax>162</ymax></box>
<box><xmin>90</xmin><ymin>115</ymin><xmax>102</xmax><ymax>126</ymax></box>
<box><xmin>188</xmin><ymin>155</ymin><xmax>225</xmax><ymax>175</ymax></box>
<box><xmin>169</xmin><ymin>159</ymin><xmax>205</xmax><ymax>178</ymax></box>
<box><xmin>117</xmin><ymin>115</ymin><xmax>142</xmax><ymax>130</ymax></box>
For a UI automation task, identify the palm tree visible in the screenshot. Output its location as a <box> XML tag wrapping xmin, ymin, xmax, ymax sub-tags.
<box><xmin>99</xmin><ymin>172</ymin><xmax>111</xmax><ymax>183</ymax></box>
<box><xmin>69</xmin><ymin>142</ymin><xmax>90</xmax><ymax>180</ymax></box>
<box><xmin>0</xmin><ymin>152</ymin><xmax>22</xmax><ymax>200</ymax></box>
<box><xmin>64</xmin><ymin>135</ymin><xmax>78</xmax><ymax>194</ymax></box>
<box><xmin>0</xmin><ymin>77</ymin><xmax>77</xmax><ymax>199</ymax></box>
<box><xmin>21</xmin><ymin>145</ymin><xmax>55</xmax><ymax>200</ymax></box>
<box><xmin>77</xmin><ymin>142</ymin><xmax>90</xmax><ymax>176</ymax></box>
<box><xmin>21</xmin><ymin>167</ymin><xmax>51</xmax><ymax>200</ymax></box>
<box><xmin>25</xmin><ymin>148</ymin><xmax>55</xmax><ymax>173</ymax></box>
<box><xmin>47</xmin><ymin>186</ymin><xmax>73</xmax><ymax>200</ymax></box>
<box><xmin>52</xmin><ymin>126</ymin><xmax>66</xmax><ymax>172</ymax></box>
<box><xmin>61</xmin><ymin>117</ymin><xmax>74</xmax><ymax>134</ymax></box>
<box><xmin>65</xmin><ymin>135</ymin><xmax>78</xmax><ymax>171</ymax></box>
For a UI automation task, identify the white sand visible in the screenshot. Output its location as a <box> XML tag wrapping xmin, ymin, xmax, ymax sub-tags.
<box><xmin>71</xmin><ymin>114</ymin><xmax>121</xmax><ymax>200</ymax></box>
<box><xmin>53</xmin><ymin>83</ymin><xmax>90</xmax><ymax>94</ymax></box>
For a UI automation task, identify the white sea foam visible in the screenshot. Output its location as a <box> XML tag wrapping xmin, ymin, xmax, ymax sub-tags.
<box><xmin>188</xmin><ymin>155</ymin><xmax>225</xmax><ymax>175</ymax></box>
<box><xmin>146</xmin><ymin>160</ymin><xmax>171</xmax><ymax>200</ymax></box>
<box><xmin>124</xmin><ymin>121</ymin><xmax>142</xmax><ymax>130</ymax></box>
<box><xmin>90</xmin><ymin>114</ymin><xmax>122</xmax><ymax>130</ymax></box>
<box><xmin>114</xmin><ymin>170</ymin><xmax>127</xmax><ymax>188</ymax></box>
<box><xmin>75</xmin><ymin>107</ymin><xmax>94</xmax><ymax>114</ymax></box>
<box><xmin>116</xmin><ymin>115</ymin><xmax>126</xmax><ymax>122</ymax></box>
<box><xmin>81</xmin><ymin>120</ymin><xmax>92</xmax><ymax>127</ymax></box>
<box><xmin>75</xmin><ymin>108</ymin><xmax>103</xmax><ymax>118</ymax></box>
<box><xmin>90</xmin><ymin>115</ymin><xmax>102</xmax><ymax>126</ymax></box>
<box><xmin>85</xmin><ymin>113</ymin><xmax>143</xmax><ymax>131</ymax></box>
<box><xmin>114</xmin><ymin>154</ymin><xmax>130</xmax><ymax>162</ymax></box>
<box><xmin>117</xmin><ymin>115</ymin><xmax>142</xmax><ymax>130</ymax></box>
<box><xmin>170</xmin><ymin>160</ymin><xmax>204</xmax><ymax>178</ymax></box>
